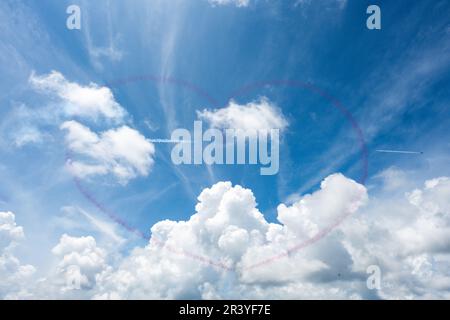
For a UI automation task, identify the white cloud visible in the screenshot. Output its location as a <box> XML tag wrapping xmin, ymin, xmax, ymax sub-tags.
<box><xmin>0</xmin><ymin>211</ymin><xmax>25</xmax><ymax>249</ymax></box>
<box><xmin>3</xmin><ymin>70</ymin><xmax>155</xmax><ymax>185</ymax></box>
<box><xmin>89</xmin><ymin>173</ymin><xmax>368</xmax><ymax>299</ymax></box>
<box><xmin>51</xmin><ymin>234</ymin><xmax>107</xmax><ymax>291</ymax></box>
<box><xmin>54</xmin><ymin>206</ymin><xmax>126</xmax><ymax>246</ymax></box>
<box><xmin>276</xmin><ymin>173</ymin><xmax>367</xmax><ymax>239</ymax></box>
<box><xmin>197</xmin><ymin>97</ymin><xmax>288</xmax><ymax>132</ymax></box>
<box><xmin>295</xmin><ymin>0</ymin><xmax>347</xmax><ymax>9</ymax></box>
<box><xmin>29</xmin><ymin>71</ymin><xmax>126</xmax><ymax>123</ymax></box>
<box><xmin>0</xmin><ymin>211</ymin><xmax>36</xmax><ymax>299</ymax></box>
<box><xmin>23</xmin><ymin>71</ymin><xmax>156</xmax><ymax>184</ymax></box>
<box><xmin>3</xmin><ymin>172</ymin><xmax>450</xmax><ymax>299</ymax></box>
<box><xmin>208</xmin><ymin>0</ymin><xmax>250</xmax><ymax>7</ymax></box>
<box><xmin>88</xmin><ymin>45</ymin><xmax>123</xmax><ymax>63</ymax></box>
<box><xmin>398</xmin><ymin>177</ymin><xmax>450</xmax><ymax>254</ymax></box>
<box><xmin>61</xmin><ymin>120</ymin><xmax>155</xmax><ymax>184</ymax></box>
<box><xmin>29</xmin><ymin>234</ymin><xmax>110</xmax><ymax>299</ymax></box>
<box><xmin>339</xmin><ymin>174</ymin><xmax>450</xmax><ymax>299</ymax></box>
<box><xmin>0</xmin><ymin>103</ymin><xmax>52</xmax><ymax>149</ymax></box>
<box><xmin>89</xmin><ymin>172</ymin><xmax>450</xmax><ymax>299</ymax></box>
<box><xmin>2</xmin><ymin>71</ymin><xmax>129</xmax><ymax>148</ymax></box>
<box><xmin>13</xmin><ymin>127</ymin><xmax>44</xmax><ymax>147</ymax></box>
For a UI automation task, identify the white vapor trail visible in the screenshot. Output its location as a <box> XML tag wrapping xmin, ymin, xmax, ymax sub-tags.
<box><xmin>148</xmin><ymin>139</ymin><xmax>191</xmax><ymax>144</ymax></box>
<box><xmin>376</xmin><ymin>149</ymin><xmax>423</xmax><ymax>154</ymax></box>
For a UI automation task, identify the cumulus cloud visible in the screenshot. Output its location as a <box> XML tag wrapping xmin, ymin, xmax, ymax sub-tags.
<box><xmin>0</xmin><ymin>211</ymin><xmax>25</xmax><ymax>249</ymax></box>
<box><xmin>338</xmin><ymin>175</ymin><xmax>450</xmax><ymax>299</ymax></box>
<box><xmin>197</xmin><ymin>97</ymin><xmax>288</xmax><ymax>132</ymax></box>
<box><xmin>4</xmin><ymin>70</ymin><xmax>155</xmax><ymax>184</ymax></box>
<box><xmin>2</xmin><ymin>71</ymin><xmax>130</xmax><ymax>149</ymax></box>
<box><xmin>27</xmin><ymin>71</ymin><xmax>156</xmax><ymax>184</ymax></box>
<box><xmin>89</xmin><ymin>173</ymin><xmax>368</xmax><ymax>299</ymax></box>
<box><xmin>61</xmin><ymin>120</ymin><xmax>155</xmax><ymax>184</ymax></box>
<box><xmin>51</xmin><ymin>234</ymin><xmax>108</xmax><ymax>291</ymax></box>
<box><xmin>29</xmin><ymin>71</ymin><xmax>126</xmax><ymax>123</ymax></box>
<box><xmin>90</xmin><ymin>173</ymin><xmax>450</xmax><ymax>299</ymax></box>
<box><xmin>0</xmin><ymin>212</ymin><xmax>35</xmax><ymax>299</ymax></box>
<box><xmin>3</xmin><ymin>172</ymin><xmax>450</xmax><ymax>299</ymax></box>
<box><xmin>396</xmin><ymin>177</ymin><xmax>450</xmax><ymax>254</ymax></box>
<box><xmin>29</xmin><ymin>234</ymin><xmax>110</xmax><ymax>299</ymax></box>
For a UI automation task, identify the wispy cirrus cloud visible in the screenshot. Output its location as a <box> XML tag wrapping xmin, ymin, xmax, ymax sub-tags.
<box><xmin>208</xmin><ymin>0</ymin><xmax>250</xmax><ymax>8</ymax></box>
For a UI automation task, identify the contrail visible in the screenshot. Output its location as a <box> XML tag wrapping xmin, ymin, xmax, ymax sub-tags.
<box><xmin>375</xmin><ymin>149</ymin><xmax>423</xmax><ymax>154</ymax></box>
<box><xmin>148</xmin><ymin>139</ymin><xmax>191</xmax><ymax>144</ymax></box>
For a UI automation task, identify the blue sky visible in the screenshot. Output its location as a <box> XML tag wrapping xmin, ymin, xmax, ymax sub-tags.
<box><xmin>0</xmin><ymin>0</ymin><xmax>450</xmax><ymax>299</ymax></box>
